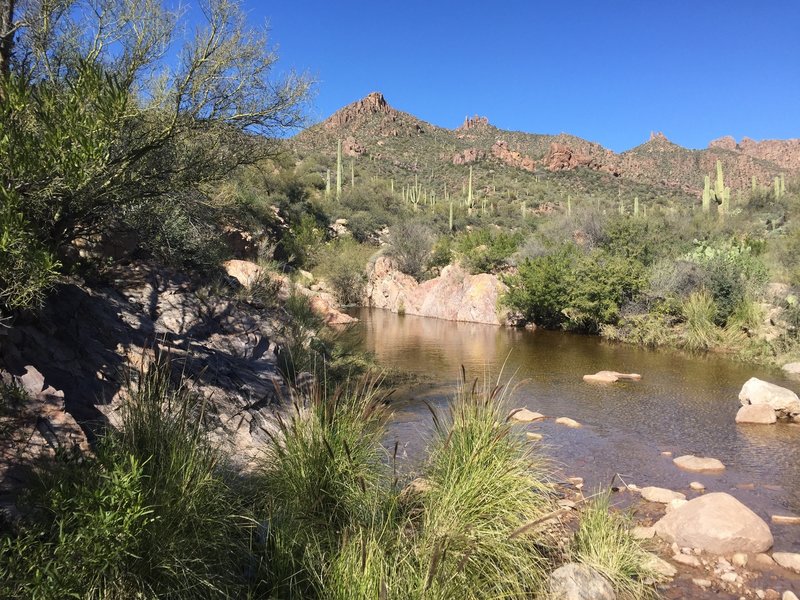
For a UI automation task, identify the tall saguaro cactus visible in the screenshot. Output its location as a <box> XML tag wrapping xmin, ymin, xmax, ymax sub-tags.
<box><xmin>714</xmin><ymin>160</ymin><xmax>730</xmax><ymax>214</ymax></box>
<box><xmin>336</xmin><ymin>139</ymin><xmax>343</xmax><ymax>201</ymax></box>
<box><xmin>702</xmin><ymin>175</ymin><xmax>712</xmax><ymax>213</ymax></box>
<box><xmin>467</xmin><ymin>166</ymin><xmax>474</xmax><ymax>215</ymax></box>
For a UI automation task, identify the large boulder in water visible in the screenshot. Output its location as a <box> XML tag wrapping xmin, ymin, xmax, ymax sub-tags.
<box><xmin>736</xmin><ymin>404</ymin><xmax>777</xmax><ymax>424</ymax></box>
<box><xmin>583</xmin><ymin>371</ymin><xmax>642</xmax><ymax>384</ymax></box>
<box><xmin>738</xmin><ymin>377</ymin><xmax>800</xmax><ymax>417</ymax></box>
<box><xmin>654</xmin><ymin>492</ymin><xmax>773</xmax><ymax>554</ymax></box>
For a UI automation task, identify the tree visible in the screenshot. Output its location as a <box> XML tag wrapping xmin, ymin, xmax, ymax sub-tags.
<box><xmin>0</xmin><ymin>0</ymin><xmax>311</xmax><ymax>313</ymax></box>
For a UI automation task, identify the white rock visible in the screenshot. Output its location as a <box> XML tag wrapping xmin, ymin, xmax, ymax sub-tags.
<box><xmin>508</xmin><ymin>408</ymin><xmax>545</xmax><ymax>423</ymax></box>
<box><xmin>739</xmin><ymin>377</ymin><xmax>800</xmax><ymax>414</ymax></box>
<box><xmin>720</xmin><ymin>572</ymin><xmax>738</xmax><ymax>583</ymax></box>
<box><xmin>548</xmin><ymin>563</ymin><xmax>617</xmax><ymax>600</ymax></box>
<box><xmin>782</xmin><ymin>362</ymin><xmax>800</xmax><ymax>376</ymax></box>
<box><xmin>773</xmin><ymin>552</ymin><xmax>800</xmax><ymax>573</ymax></box>
<box><xmin>736</xmin><ymin>404</ymin><xmax>778</xmax><ymax>424</ymax></box>
<box><xmin>673</xmin><ymin>455</ymin><xmax>726</xmax><ymax>472</ymax></box>
<box><xmin>693</xmin><ymin>578</ymin><xmax>712</xmax><ymax>589</ymax></box>
<box><xmin>732</xmin><ymin>552</ymin><xmax>748</xmax><ymax>567</ymax></box>
<box><xmin>555</xmin><ymin>416</ymin><xmax>582</xmax><ymax>428</ymax></box>
<box><xmin>783</xmin><ymin>591</ymin><xmax>799</xmax><ymax>600</ymax></box>
<box><xmin>654</xmin><ymin>492</ymin><xmax>774</xmax><ymax>554</ymax></box>
<box><xmin>642</xmin><ymin>553</ymin><xmax>677</xmax><ymax>579</ymax></box>
<box><xmin>526</xmin><ymin>432</ymin><xmax>543</xmax><ymax>441</ymax></box>
<box><xmin>641</xmin><ymin>486</ymin><xmax>686</xmax><ymax>504</ymax></box>
<box><xmin>666</xmin><ymin>498</ymin><xmax>688</xmax><ymax>512</ymax></box>
<box><xmin>690</xmin><ymin>481</ymin><xmax>706</xmax><ymax>491</ymax></box>
<box><xmin>771</xmin><ymin>514</ymin><xmax>800</xmax><ymax>525</ymax></box>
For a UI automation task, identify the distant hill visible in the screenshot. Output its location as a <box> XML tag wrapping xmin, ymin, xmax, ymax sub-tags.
<box><xmin>292</xmin><ymin>92</ymin><xmax>796</xmax><ymax>200</ymax></box>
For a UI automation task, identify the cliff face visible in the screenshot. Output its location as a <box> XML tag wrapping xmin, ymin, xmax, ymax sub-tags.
<box><xmin>364</xmin><ymin>257</ymin><xmax>508</xmax><ymax>326</ymax></box>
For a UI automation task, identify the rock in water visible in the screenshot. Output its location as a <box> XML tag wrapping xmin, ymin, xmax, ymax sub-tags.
<box><xmin>555</xmin><ymin>416</ymin><xmax>582</xmax><ymax>428</ymax></box>
<box><xmin>773</xmin><ymin>552</ymin><xmax>800</xmax><ymax>574</ymax></box>
<box><xmin>673</xmin><ymin>455</ymin><xmax>725</xmax><ymax>472</ymax></box>
<box><xmin>508</xmin><ymin>408</ymin><xmax>545</xmax><ymax>423</ymax></box>
<box><xmin>738</xmin><ymin>377</ymin><xmax>800</xmax><ymax>416</ymax></box>
<box><xmin>583</xmin><ymin>370</ymin><xmax>642</xmax><ymax>384</ymax></box>
<box><xmin>736</xmin><ymin>404</ymin><xmax>777</xmax><ymax>424</ymax></box>
<box><xmin>654</xmin><ymin>492</ymin><xmax>773</xmax><ymax>554</ymax></box>
<box><xmin>548</xmin><ymin>563</ymin><xmax>616</xmax><ymax>600</ymax></box>
<box><xmin>782</xmin><ymin>362</ymin><xmax>800</xmax><ymax>377</ymax></box>
<box><xmin>640</xmin><ymin>486</ymin><xmax>686</xmax><ymax>504</ymax></box>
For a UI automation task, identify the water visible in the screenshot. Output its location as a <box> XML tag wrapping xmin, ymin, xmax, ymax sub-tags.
<box><xmin>349</xmin><ymin>307</ymin><xmax>800</xmax><ymax>552</ymax></box>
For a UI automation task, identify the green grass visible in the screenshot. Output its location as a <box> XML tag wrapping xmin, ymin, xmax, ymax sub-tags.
<box><xmin>570</xmin><ymin>492</ymin><xmax>658</xmax><ymax>599</ymax></box>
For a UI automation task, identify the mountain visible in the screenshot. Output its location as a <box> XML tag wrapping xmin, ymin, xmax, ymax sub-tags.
<box><xmin>292</xmin><ymin>93</ymin><xmax>796</xmax><ymax>204</ymax></box>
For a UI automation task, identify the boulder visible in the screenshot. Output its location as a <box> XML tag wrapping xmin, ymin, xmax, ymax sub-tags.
<box><xmin>508</xmin><ymin>408</ymin><xmax>545</xmax><ymax>423</ymax></box>
<box><xmin>548</xmin><ymin>563</ymin><xmax>616</xmax><ymax>600</ymax></box>
<box><xmin>641</xmin><ymin>486</ymin><xmax>686</xmax><ymax>504</ymax></box>
<box><xmin>773</xmin><ymin>552</ymin><xmax>800</xmax><ymax>574</ymax></box>
<box><xmin>364</xmin><ymin>257</ymin><xmax>507</xmax><ymax>325</ymax></box>
<box><xmin>583</xmin><ymin>371</ymin><xmax>642</xmax><ymax>384</ymax></box>
<box><xmin>673</xmin><ymin>455</ymin><xmax>725</xmax><ymax>472</ymax></box>
<box><xmin>654</xmin><ymin>492</ymin><xmax>773</xmax><ymax>554</ymax></box>
<box><xmin>736</xmin><ymin>404</ymin><xmax>778</xmax><ymax>424</ymax></box>
<box><xmin>739</xmin><ymin>377</ymin><xmax>800</xmax><ymax>416</ymax></box>
<box><xmin>555</xmin><ymin>416</ymin><xmax>582</xmax><ymax>428</ymax></box>
<box><xmin>782</xmin><ymin>362</ymin><xmax>800</xmax><ymax>377</ymax></box>
<box><xmin>223</xmin><ymin>259</ymin><xmax>263</xmax><ymax>287</ymax></box>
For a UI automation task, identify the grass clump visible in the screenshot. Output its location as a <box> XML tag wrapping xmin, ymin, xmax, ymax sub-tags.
<box><xmin>0</xmin><ymin>358</ymin><xmax>251</xmax><ymax>599</ymax></box>
<box><xmin>411</xmin><ymin>373</ymin><xmax>555</xmax><ymax>598</ymax></box>
<box><xmin>570</xmin><ymin>492</ymin><xmax>658</xmax><ymax>599</ymax></box>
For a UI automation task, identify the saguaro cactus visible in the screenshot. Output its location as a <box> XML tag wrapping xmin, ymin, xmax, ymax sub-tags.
<box><xmin>336</xmin><ymin>140</ymin><xmax>343</xmax><ymax>201</ymax></box>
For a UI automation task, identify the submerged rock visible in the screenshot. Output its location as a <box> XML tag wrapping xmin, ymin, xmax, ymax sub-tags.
<box><xmin>555</xmin><ymin>416</ymin><xmax>582</xmax><ymax>428</ymax></box>
<box><xmin>773</xmin><ymin>552</ymin><xmax>800</xmax><ymax>573</ymax></box>
<box><xmin>548</xmin><ymin>563</ymin><xmax>616</xmax><ymax>600</ymax></box>
<box><xmin>673</xmin><ymin>455</ymin><xmax>725</xmax><ymax>472</ymax></box>
<box><xmin>654</xmin><ymin>492</ymin><xmax>773</xmax><ymax>554</ymax></box>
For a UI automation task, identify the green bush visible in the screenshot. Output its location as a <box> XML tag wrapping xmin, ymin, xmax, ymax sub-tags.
<box><xmin>453</xmin><ymin>229</ymin><xmax>522</xmax><ymax>274</ymax></box>
<box><xmin>315</xmin><ymin>238</ymin><xmax>373</xmax><ymax>304</ymax></box>
<box><xmin>0</xmin><ymin>359</ymin><xmax>250</xmax><ymax>599</ymax></box>
<box><xmin>387</xmin><ymin>221</ymin><xmax>435</xmax><ymax>279</ymax></box>
<box><xmin>503</xmin><ymin>244</ymin><xmax>577</xmax><ymax>327</ymax></box>
<box><xmin>0</xmin><ymin>189</ymin><xmax>60</xmax><ymax>317</ymax></box>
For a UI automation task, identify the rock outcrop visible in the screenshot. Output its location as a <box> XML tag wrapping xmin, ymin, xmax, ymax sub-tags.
<box><xmin>451</xmin><ymin>147</ymin><xmax>486</xmax><ymax>165</ymax></box>
<box><xmin>324</xmin><ymin>92</ymin><xmax>392</xmax><ymax>129</ymax></box>
<box><xmin>364</xmin><ymin>256</ymin><xmax>507</xmax><ymax>325</ymax></box>
<box><xmin>654</xmin><ymin>492</ymin><xmax>773</xmax><ymax>554</ymax></box>
<box><xmin>739</xmin><ymin>377</ymin><xmax>800</xmax><ymax>418</ymax></box>
<box><xmin>543</xmin><ymin>142</ymin><xmax>621</xmax><ymax>176</ymax></box>
<box><xmin>457</xmin><ymin>115</ymin><xmax>490</xmax><ymax>130</ymax></box>
<box><xmin>491</xmin><ymin>140</ymin><xmax>537</xmax><ymax>172</ymax></box>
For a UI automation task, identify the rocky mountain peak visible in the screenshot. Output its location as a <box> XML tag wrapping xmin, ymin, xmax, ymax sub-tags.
<box><xmin>324</xmin><ymin>91</ymin><xmax>393</xmax><ymax>129</ymax></box>
<box><xmin>458</xmin><ymin>115</ymin><xmax>490</xmax><ymax>130</ymax></box>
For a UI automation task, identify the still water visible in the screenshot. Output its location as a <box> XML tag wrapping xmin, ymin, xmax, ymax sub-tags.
<box><xmin>349</xmin><ymin>308</ymin><xmax>800</xmax><ymax>552</ymax></box>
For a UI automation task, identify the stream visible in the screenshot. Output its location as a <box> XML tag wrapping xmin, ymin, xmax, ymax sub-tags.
<box><xmin>348</xmin><ymin>307</ymin><xmax>800</xmax><ymax>552</ymax></box>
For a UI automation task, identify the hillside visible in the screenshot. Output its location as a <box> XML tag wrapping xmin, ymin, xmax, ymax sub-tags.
<box><xmin>292</xmin><ymin>92</ymin><xmax>797</xmax><ymax>204</ymax></box>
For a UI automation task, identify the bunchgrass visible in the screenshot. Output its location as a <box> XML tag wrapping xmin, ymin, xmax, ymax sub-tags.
<box><xmin>571</xmin><ymin>492</ymin><xmax>658</xmax><ymax>599</ymax></box>
<box><xmin>410</xmin><ymin>371</ymin><xmax>556</xmax><ymax>598</ymax></box>
<box><xmin>0</xmin><ymin>357</ymin><xmax>251</xmax><ymax>599</ymax></box>
<box><xmin>681</xmin><ymin>290</ymin><xmax>721</xmax><ymax>352</ymax></box>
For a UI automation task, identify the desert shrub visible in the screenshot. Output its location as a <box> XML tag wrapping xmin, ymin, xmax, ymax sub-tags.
<box><xmin>0</xmin><ymin>189</ymin><xmax>60</xmax><ymax>318</ymax></box>
<box><xmin>281</xmin><ymin>213</ymin><xmax>327</xmax><ymax>269</ymax></box>
<box><xmin>426</xmin><ymin>235</ymin><xmax>454</xmax><ymax>274</ymax></box>
<box><xmin>647</xmin><ymin>259</ymin><xmax>707</xmax><ymax>303</ymax></box>
<box><xmin>386</xmin><ymin>221</ymin><xmax>435</xmax><ymax>279</ymax></box>
<box><xmin>453</xmin><ymin>228</ymin><xmax>522</xmax><ymax>274</ymax></box>
<box><xmin>682</xmin><ymin>242</ymin><xmax>768</xmax><ymax>325</ymax></box>
<box><xmin>503</xmin><ymin>244</ymin><xmax>578</xmax><ymax>327</ymax></box>
<box><xmin>563</xmin><ymin>251</ymin><xmax>647</xmax><ymax>333</ymax></box>
<box><xmin>315</xmin><ymin>238</ymin><xmax>372</xmax><ymax>304</ymax></box>
<box><xmin>601</xmin><ymin>217</ymin><xmax>669</xmax><ymax>266</ymax></box>
<box><xmin>681</xmin><ymin>290</ymin><xmax>720</xmax><ymax>352</ymax></box>
<box><xmin>0</xmin><ymin>360</ymin><xmax>250</xmax><ymax>599</ymax></box>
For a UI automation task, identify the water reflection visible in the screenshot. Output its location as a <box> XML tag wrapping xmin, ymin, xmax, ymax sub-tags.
<box><xmin>351</xmin><ymin>308</ymin><xmax>800</xmax><ymax>551</ymax></box>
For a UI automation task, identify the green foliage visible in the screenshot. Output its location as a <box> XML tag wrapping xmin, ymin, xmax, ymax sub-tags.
<box><xmin>563</xmin><ymin>251</ymin><xmax>647</xmax><ymax>333</ymax></box>
<box><xmin>682</xmin><ymin>241</ymin><xmax>768</xmax><ymax>325</ymax></box>
<box><xmin>0</xmin><ymin>189</ymin><xmax>60</xmax><ymax>316</ymax></box>
<box><xmin>427</xmin><ymin>235</ymin><xmax>454</xmax><ymax>273</ymax></box>
<box><xmin>0</xmin><ymin>359</ymin><xmax>251</xmax><ymax>599</ymax></box>
<box><xmin>681</xmin><ymin>290</ymin><xmax>720</xmax><ymax>352</ymax></box>
<box><xmin>315</xmin><ymin>238</ymin><xmax>372</xmax><ymax>304</ymax></box>
<box><xmin>453</xmin><ymin>228</ymin><xmax>522</xmax><ymax>274</ymax></box>
<box><xmin>283</xmin><ymin>213</ymin><xmax>327</xmax><ymax>269</ymax></box>
<box><xmin>387</xmin><ymin>221</ymin><xmax>435</xmax><ymax>278</ymax></box>
<box><xmin>503</xmin><ymin>244</ymin><xmax>577</xmax><ymax>327</ymax></box>
<box><xmin>571</xmin><ymin>493</ymin><xmax>658</xmax><ymax>599</ymax></box>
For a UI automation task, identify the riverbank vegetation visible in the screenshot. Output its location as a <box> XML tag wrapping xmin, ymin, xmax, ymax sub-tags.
<box><xmin>1</xmin><ymin>361</ymin><xmax>658</xmax><ymax>598</ymax></box>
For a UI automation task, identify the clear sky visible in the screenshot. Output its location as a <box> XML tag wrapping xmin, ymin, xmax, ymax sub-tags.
<box><xmin>242</xmin><ymin>1</ymin><xmax>799</xmax><ymax>152</ymax></box>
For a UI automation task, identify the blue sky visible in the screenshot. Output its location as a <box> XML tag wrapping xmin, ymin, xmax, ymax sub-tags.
<box><xmin>242</xmin><ymin>1</ymin><xmax>799</xmax><ymax>152</ymax></box>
